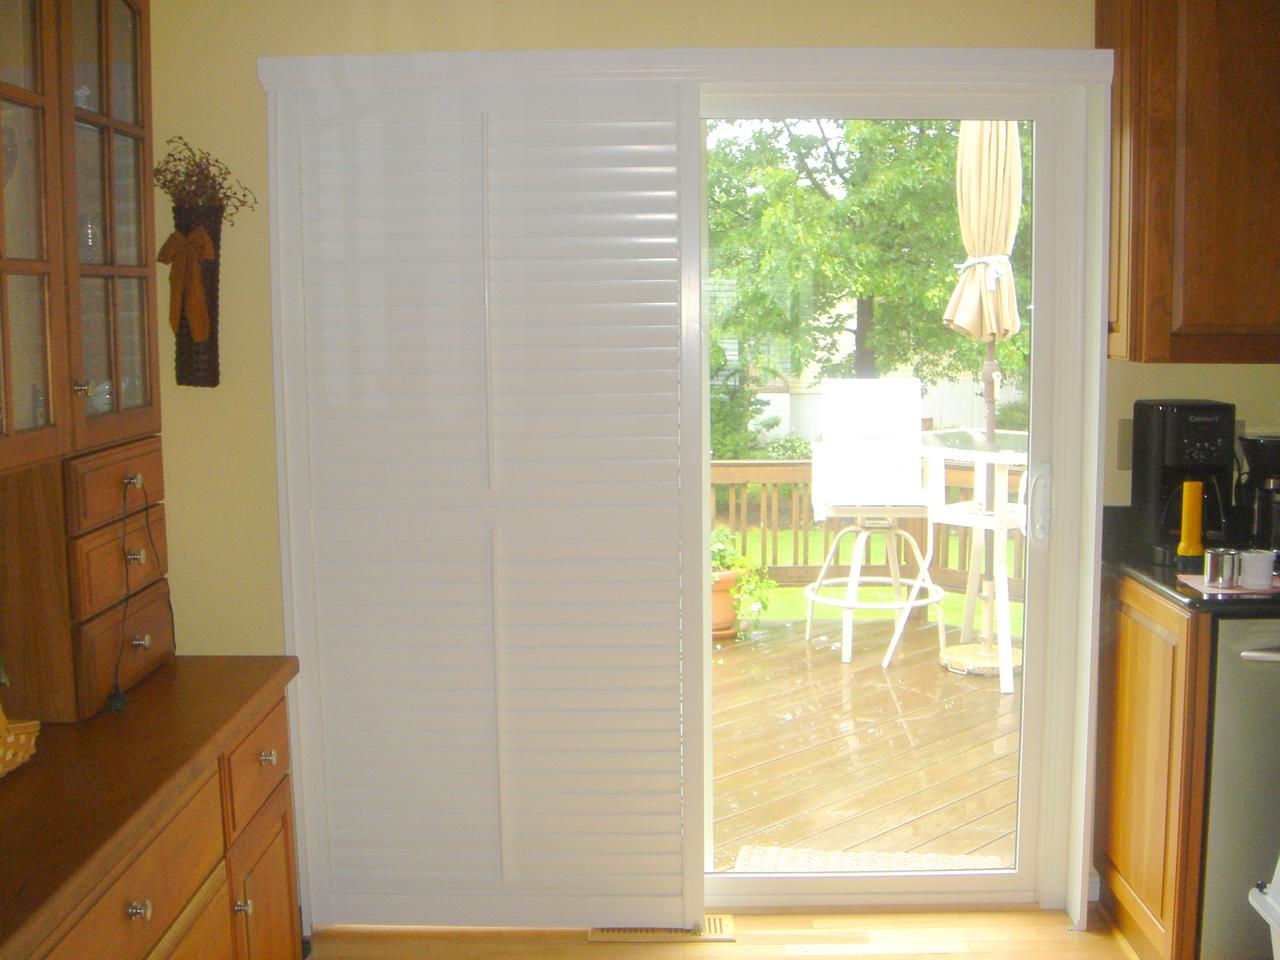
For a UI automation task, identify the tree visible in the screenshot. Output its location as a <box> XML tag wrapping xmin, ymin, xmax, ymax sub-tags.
<box><xmin>706</xmin><ymin>119</ymin><xmax>1032</xmax><ymax>392</ymax></box>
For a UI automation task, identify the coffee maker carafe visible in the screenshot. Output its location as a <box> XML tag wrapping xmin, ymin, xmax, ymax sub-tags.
<box><xmin>1131</xmin><ymin>399</ymin><xmax>1236</xmax><ymax>564</ymax></box>
<box><xmin>1237</xmin><ymin>435</ymin><xmax>1280</xmax><ymax>556</ymax></box>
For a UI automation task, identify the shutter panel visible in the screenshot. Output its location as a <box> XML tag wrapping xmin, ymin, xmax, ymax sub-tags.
<box><xmin>293</xmin><ymin>81</ymin><xmax>687</xmax><ymax>926</ymax></box>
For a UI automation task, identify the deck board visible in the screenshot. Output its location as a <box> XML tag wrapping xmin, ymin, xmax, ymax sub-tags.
<box><xmin>713</xmin><ymin>618</ymin><xmax>1022</xmax><ymax>872</ymax></box>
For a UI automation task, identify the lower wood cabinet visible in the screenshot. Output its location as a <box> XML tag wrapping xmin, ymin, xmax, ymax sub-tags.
<box><xmin>1097</xmin><ymin>574</ymin><xmax>1212</xmax><ymax>960</ymax></box>
<box><xmin>227</xmin><ymin>779</ymin><xmax>302</xmax><ymax>960</ymax></box>
<box><xmin>0</xmin><ymin>657</ymin><xmax>301</xmax><ymax>960</ymax></box>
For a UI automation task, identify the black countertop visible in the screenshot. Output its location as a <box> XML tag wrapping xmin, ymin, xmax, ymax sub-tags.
<box><xmin>1103</xmin><ymin>507</ymin><xmax>1280</xmax><ymax>617</ymax></box>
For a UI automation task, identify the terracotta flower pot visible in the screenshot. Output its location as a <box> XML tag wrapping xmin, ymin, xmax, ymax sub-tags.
<box><xmin>711</xmin><ymin>569</ymin><xmax>741</xmax><ymax>640</ymax></box>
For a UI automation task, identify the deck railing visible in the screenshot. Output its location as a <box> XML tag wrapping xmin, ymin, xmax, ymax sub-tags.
<box><xmin>711</xmin><ymin>458</ymin><xmax>1026</xmax><ymax>599</ymax></box>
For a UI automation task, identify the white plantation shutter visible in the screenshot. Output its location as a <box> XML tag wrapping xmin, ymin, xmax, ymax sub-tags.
<box><xmin>272</xmin><ymin>76</ymin><xmax>692</xmax><ymax>927</ymax></box>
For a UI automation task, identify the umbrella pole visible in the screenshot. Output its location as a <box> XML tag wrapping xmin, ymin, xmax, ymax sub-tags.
<box><xmin>982</xmin><ymin>340</ymin><xmax>997</xmax><ymax>648</ymax></box>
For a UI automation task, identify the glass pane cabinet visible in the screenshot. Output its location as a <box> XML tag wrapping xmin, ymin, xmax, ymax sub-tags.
<box><xmin>63</xmin><ymin>0</ymin><xmax>157</xmax><ymax>450</ymax></box>
<box><xmin>0</xmin><ymin>0</ymin><xmax>69</xmax><ymax>470</ymax></box>
<box><xmin>0</xmin><ymin>0</ymin><xmax>155</xmax><ymax>473</ymax></box>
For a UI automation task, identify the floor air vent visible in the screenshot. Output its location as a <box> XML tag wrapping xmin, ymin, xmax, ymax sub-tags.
<box><xmin>588</xmin><ymin>915</ymin><xmax>736</xmax><ymax>942</ymax></box>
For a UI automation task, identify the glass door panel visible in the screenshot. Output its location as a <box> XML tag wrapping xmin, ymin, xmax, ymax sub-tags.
<box><xmin>2</xmin><ymin>100</ymin><xmax>43</xmax><ymax>259</ymax></box>
<box><xmin>74</xmin><ymin>121</ymin><xmax>105</xmax><ymax>263</ymax></box>
<box><xmin>111</xmin><ymin>131</ymin><xmax>139</xmax><ymax>263</ymax></box>
<box><xmin>79</xmin><ymin>275</ymin><xmax>111</xmax><ymax>415</ymax></box>
<box><xmin>107</xmin><ymin>0</ymin><xmax>136</xmax><ymax>123</ymax></box>
<box><xmin>7</xmin><ymin>273</ymin><xmax>48</xmax><ymax>429</ymax></box>
<box><xmin>116</xmin><ymin>276</ymin><xmax>144</xmax><ymax>408</ymax></box>
<box><xmin>71</xmin><ymin>0</ymin><xmax>101</xmax><ymax>111</ymax></box>
<box><xmin>0</xmin><ymin>0</ymin><xmax>38</xmax><ymax>91</ymax></box>
<box><xmin>706</xmin><ymin>116</ymin><xmax>1036</xmax><ymax>887</ymax></box>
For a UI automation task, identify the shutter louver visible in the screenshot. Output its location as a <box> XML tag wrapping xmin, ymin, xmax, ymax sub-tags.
<box><xmin>294</xmin><ymin>82</ymin><xmax>686</xmax><ymax>926</ymax></box>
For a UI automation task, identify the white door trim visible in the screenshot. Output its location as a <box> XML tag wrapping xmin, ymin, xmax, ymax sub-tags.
<box><xmin>260</xmin><ymin>47</ymin><xmax>1111</xmax><ymax>932</ymax></box>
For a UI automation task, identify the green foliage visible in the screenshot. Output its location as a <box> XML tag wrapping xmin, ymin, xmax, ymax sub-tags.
<box><xmin>706</xmin><ymin>118</ymin><xmax>1034</xmax><ymax>389</ymax></box>
<box><xmin>710</xmin><ymin>525</ymin><xmax>778</xmax><ymax>623</ymax></box>
<box><xmin>764</xmin><ymin>433</ymin><xmax>812</xmax><ymax>460</ymax></box>
<box><xmin>709</xmin><ymin>341</ymin><xmax>777</xmax><ymax>458</ymax></box>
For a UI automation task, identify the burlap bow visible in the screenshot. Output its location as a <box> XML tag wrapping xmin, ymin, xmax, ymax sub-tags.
<box><xmin>157</xmin><ymin>226</ymin><xmax>216</xmax><ymax>342</ymax></box>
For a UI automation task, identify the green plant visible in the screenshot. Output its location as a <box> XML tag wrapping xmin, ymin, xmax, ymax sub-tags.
<box><xmin>765</xmin><ymin>432</ymin><xmax>812</xmax><ymax>460</ymax></box>
<box><xmin>711</xmin><ymin>526</ymin><xmax>778</xmax><ymax>623</ymax></box>
<box><xmin>153</xmin><ymin>136</ymin><xmax>257</xmax><ymax>224</ymax></box>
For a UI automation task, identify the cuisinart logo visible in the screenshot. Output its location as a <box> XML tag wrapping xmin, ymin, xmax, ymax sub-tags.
<box><xmin>1189</xmin><ymin>414</ymin><xmax>1228</xmax><ymax>424</ymax></box>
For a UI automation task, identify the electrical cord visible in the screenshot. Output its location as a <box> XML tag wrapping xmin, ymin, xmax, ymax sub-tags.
<box><xmin>107</xmin><ymin>478</ymin><xmax>175</xmax><ymax>712</ymax></box>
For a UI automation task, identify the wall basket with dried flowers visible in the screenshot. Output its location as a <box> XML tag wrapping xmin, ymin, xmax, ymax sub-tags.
<box><xmin>153</xmin><ymin>137</ymin><xmax>257</xmax><ymax>387</ymax></box>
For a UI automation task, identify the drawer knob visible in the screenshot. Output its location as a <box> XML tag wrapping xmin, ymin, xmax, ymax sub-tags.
<box><xmin>123</xmin><ymin>472</ymin><xmax>144</xmax><ymax>489</ymax></box>
<box><xmin>131</xmin><ymin>633</ymin><xmax>152</xmax><ymax>650</ymax></box>
<box><xmin>234</xmin><ymin>898</ymin><xmax>254</xmax><ymax>916</ymax></box>
<box><xmin>72</xmin><ymin>380</ymin><xmax>91</xmax><ymax>397</ymax></box>
<box><xmin>126</xmin><ymin>899</ymin><xmax>153</xmax><ymax>922</ymax></box>
<box><xmin>259</xmin><ymin>749</ymin><xmax>278</xmax><ymax>766</ymax></box>
<box><xmin>125</xmin><ymin>548</ymin><xmax>147</xmax><ymax>565</ymax></box>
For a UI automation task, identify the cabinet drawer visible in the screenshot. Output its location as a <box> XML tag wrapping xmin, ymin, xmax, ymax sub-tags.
<box><xmin>69</xmin><ymin>505</ymin><xmax>167</xmax><ymax>621</ymax></box>
<box><xmin>73</xmin><ymin>580</ymin><xmax>175</xmax><ymax>718</ymax></box>
<box><xmin>64</xmin><ymin>437</ymin><xmax>165</xmax><ymax>536</ymax></box>
<box><xmin>226</xmin><ymin>699</ymin><xmax>290</xmax><ymax>838</ymax></box>
<box><xmin>45</xmin><ymin>774</ymin><xmax>224</xmax><ymax>960</ymax></box>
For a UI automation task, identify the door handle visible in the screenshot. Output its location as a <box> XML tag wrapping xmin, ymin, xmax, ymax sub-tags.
<box><xmin>1242</xmin><ymin>646</ymin><xmax>1280</xmax><ymax>663</ymax></box>
<box><xmin>1027</xmin><ymin>467</ymin><xmax>1052</xmax><ymax>542</ymax></box>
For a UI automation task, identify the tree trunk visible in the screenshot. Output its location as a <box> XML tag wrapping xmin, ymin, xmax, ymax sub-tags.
<box><xmin>854</xmin><ymin>297</ymin><xmax>878</xmax><ymax>378</ymax></box>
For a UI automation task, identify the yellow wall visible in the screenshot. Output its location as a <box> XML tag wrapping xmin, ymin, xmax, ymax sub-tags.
<box><xmin>150</xmin><ymin>0</ymin><xmax>1096</xmax><ymax>654</ymax></box>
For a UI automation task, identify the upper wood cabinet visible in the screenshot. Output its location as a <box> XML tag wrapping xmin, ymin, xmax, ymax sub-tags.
<box><xmin>60</xmin><ymin>0</ymin><xmax>159</xmax><ymax>449</ymax></box>
<box><xmin>0</xmin><ymin>0</ymin><xmax>157</xmax><ymax>475</ymax></box>
<box><xmin>1099</xmin><ymin>0</ymin><xmax>1280</xmax><ymax>363</ymax></box>
<box><xmin>0</xmin><ymin>0</ymin><xmax>71</xmax><ymax>470</ymax></box>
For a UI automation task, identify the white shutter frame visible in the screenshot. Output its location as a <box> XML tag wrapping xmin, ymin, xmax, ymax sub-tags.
<box><xmin>269</xmin><ymin>73</ymin><xmax>696</xmax><ymax>928</ymax></box>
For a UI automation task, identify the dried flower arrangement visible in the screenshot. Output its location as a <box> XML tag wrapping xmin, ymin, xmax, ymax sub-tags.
<box><xmin>153</xmin><ymin>136</ymin><xmax>257</xmax><ymax>224</ymax></box>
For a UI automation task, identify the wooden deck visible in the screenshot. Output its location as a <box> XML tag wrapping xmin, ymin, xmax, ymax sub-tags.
<box><xmin>712</xmin><ymin>616</ymin><xmax>1022</xmax><ymax>873</ymax></box>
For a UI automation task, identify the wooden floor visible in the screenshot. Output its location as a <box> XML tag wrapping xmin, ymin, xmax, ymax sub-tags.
<box><xmin>713</xmin><ymin>617</ymin><xmax>1022</xmax><ymax>873</ymax></box>
<box><xmin>310</xmin><ymin>910</ymin><xmax>1134</xmax><ymax>959</ymax></box>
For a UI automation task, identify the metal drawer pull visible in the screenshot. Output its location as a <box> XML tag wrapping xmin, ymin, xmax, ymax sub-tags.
<box><xmin>234</xmin><ymin>899</ymin><xmax>254</xmax><ymax>916</ymax></box>
<box><xmin>125</xmin><ymin>548</ymin><xmax>147</xmax><ymax>565</ymax></box>
<box><xmin>131</xmin><ymin>634</ymin><xmax>152</xmax><ymax>650</ymax></box>
<box><xmin>259</xmin><ymin>749</ymin><xmax>278</xmax><ymax>766</ymax></box>
<box><xmin>126</xmin><ymin>899</ymin><xmax>153</xmax><ymax>921</ymax></box>
<box><xmin>123</xmin><ymin>472</ymin><xmax>144</xmax><ymax>489</ymax></box>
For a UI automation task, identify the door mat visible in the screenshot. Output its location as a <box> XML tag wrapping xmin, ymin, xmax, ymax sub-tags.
<box><xmin>733</xmin><ymin>845</ymin><xmax>1005</xmax><ymax>874</ymax></box>
<box><xmin>588</xmin><ymin>915</ymin><xmax>735</xmax><ymax>942</ymax></box>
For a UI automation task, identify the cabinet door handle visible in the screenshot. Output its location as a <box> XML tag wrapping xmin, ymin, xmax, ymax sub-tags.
<box><xmin>259</xmin><ymin>749</ymin><xmax>278</xmax><ymax>766</ymax></box>
<box><xmin>131</xmin><ymin>634</ymin><xmax>152</xmax><ymax>650</ymax></box>
<box><xmin>126</xmin><ymin>899</ymin><xmax>153</xmax><ymax>921</ymax></box>
<box><xmin>72</xmin><ymin>380</ymin><xmax>91</xmax><ymax>397</ymax></box>
<box><xmin>125</xmin><ymin>548</ymin><xmax>147</xmax><ymax>565</ymax></box>
<box><xmin>234</xmin><ymin>898</ymin><xmax>254</xmax><ymax>916</ymax></box>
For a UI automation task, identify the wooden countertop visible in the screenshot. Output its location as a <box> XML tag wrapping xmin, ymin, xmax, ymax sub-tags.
<box><xmin>0</xmin><ymin>656</ymin><xmax>299</xmax><ymax>960</ymax></box>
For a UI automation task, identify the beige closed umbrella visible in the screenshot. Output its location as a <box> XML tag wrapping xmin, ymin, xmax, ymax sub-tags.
<box><xmin>943</xmin><ymin>119</ymin><xmax>1022</xmax><ymax>442</ymax></box>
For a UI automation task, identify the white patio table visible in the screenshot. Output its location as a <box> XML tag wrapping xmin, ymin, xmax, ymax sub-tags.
<box><xmin>922</xmin><ymin>428</ymin><xmax>1029</xmax><ymax>694</ymax></box>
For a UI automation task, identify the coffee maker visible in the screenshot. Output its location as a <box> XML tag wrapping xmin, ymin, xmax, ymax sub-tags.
<box><xmin>1131</xmin><ymin>399</ymin><xmax>1236</xmax><ymax>564</ymax></box>
<box><xmin>1237</xmin><ymin>435</ymin><xmax>1280</xmax><ymax>559</ymax></box>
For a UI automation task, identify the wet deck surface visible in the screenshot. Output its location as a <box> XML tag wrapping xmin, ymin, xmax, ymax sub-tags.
<box><xmin>712</xmin><ymin>617</ymin><xmax>1022</xmax><ymax>873</ymax></box>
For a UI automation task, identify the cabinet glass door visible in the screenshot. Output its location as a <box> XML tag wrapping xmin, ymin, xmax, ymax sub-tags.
<box><xmin>0</xmin><ymin>0</ymin><xmax>68</xmax><ymax>470</ymax></box>
<box><xmin>65</xmin><ymin>0</ymin><xmax>157</xmax><ymax>448</ymax></box>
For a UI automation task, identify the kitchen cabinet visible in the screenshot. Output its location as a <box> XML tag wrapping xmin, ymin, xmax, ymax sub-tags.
<box><xmin>1099</xmin><ymin>0</ymin><xmax>1280</xmax><ymax>363</ymax></box>
<box><xmin>0</xmin><ymin>0</ymin><xmax>158</xmax><ymax>476</ymax></box>
<box><xmin>1096</xmin><ymin>573</ymin><xmax>1212</xmax><ymax>960</ymax></box>
<box><xmin>0</xmin><ymin>657</ymin><xmax>302</xmax><ymax>960</ymax></box>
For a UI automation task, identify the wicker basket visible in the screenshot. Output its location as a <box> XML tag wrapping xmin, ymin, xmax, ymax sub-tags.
<box><xmin>0</xmin><ymin>702</ymin><xmax>39</xmax><ymax>779</ymax></box>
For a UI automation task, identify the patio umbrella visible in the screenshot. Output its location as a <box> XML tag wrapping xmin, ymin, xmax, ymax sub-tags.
<box><xmin>940</xmin><ymin>120</ymin><xmax>1024</xmax><ymax>685</ymax></box>
<box><xmin>943</xmin><ymin>119</ymin><xmax>1022</xmax><ymax>443</ymax></box>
